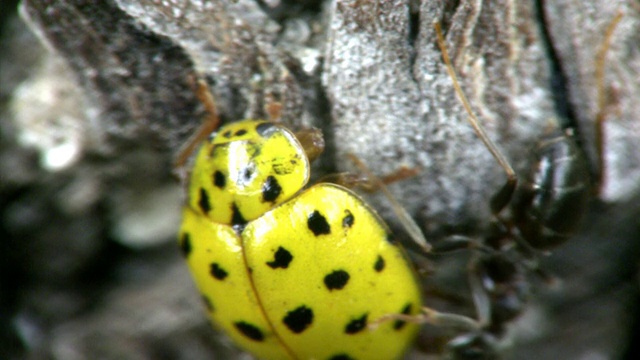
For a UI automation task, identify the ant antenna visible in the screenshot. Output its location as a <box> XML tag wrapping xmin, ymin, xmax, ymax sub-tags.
<box><xmin>594</xmin><ymin>10</ymin><xmax>624</xmax><ymax>194</ymax></box>
<box><xmin>434</xmin><ymin>22</ymin><xmax>517</xmax><ymax>214</ymax></box>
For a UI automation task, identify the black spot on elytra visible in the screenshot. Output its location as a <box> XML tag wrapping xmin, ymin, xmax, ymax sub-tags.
<box><xmin>222</xmin><ymin>130</ymin><xmax>232</xmax><ymax>138</ymax></box>
<box><xmin>198</xmin><ymin>188</ymin><xmax>211</xmax><ymax>214</ymax></box>
<box><xmin>256</xmin><ymin>122</ymin><xmax>276</xmax><ymax>136</ymax></box>
<box><xmin>209</xmin><ymin>143</ymin><xmax>222</xmax><ymax>158</ymax></box>
<box><xmin>210</xmin><ymin>263</ymin><xmax>228</xmax><ymax>280</ymax></box>
<box><xmin>242</xmin><ymin>167</ymin><xmax>253</xmax><ymax>181</ymax></box>
<box><xmin>374</xmin><ymin>255</ymin><xmax>385</xmax><ymax>272</ymax></box>
<box><xmin>342</xmin><ymin>210</ymin><xmax>354</xmax><ymax>228</ymax></box>
<box><xmin>235</xmin><ymin>129</ymin><xmax>248</xmax><ymax>136</ymax></box>
<box><xmin>179</xmin><ymin>233</ymin><xmax>191</xmax><ymax>258</ymax></box>
<box><xmin>385</xmin><ymin>233</ymin><xmax>396</xmax><ymax>244</ymax></box>
<box><xmin>308</xmin><ymin>210</ymin><xmax>331</xmax><ymax>236</ymax></box>
<box><xmin>324</xmin><ymin>270</ymin><xmax>350</xmax><ymax>291</ymax></box>
<box><xmin>231</xmin><ymin>203</ymin><xmax>247</xmax><ymax>227</ymax></box>
<box><xmin>202</xmin><ymin>295</ymin><xmax>214</xmax><ymax>312</ymax></box>
<box><xmin>393</xmin><ymin>303</ymin><xmax>413</xmax><ymax>330</ymax></box>
<box><xmin>328</xmin><ymin>354</ymin><xmax>356</xmax><ymax>360</ymax></box>
<box><xmin>266</xmin><ymin>247</ymin><xmax>293</xmax><ymax>269</ymax></box>
<box><xmin>345</xmin><ymin>314</ymin><xmax>368</xmax><ymax>334</ymax></box>
<box><xmin>283</xmin><ymin>305</ymin><xmax>314</xmax><ymax>334</ymax></box>
<box><xmin>262</xmin><ymin>175</ymin><xmax>282</xmax><ymax>202</ymax></box>
<box><xmin>234</xmin><ymin>321</ymin><xmax>264</xmax><ymax>341</ymax></box>
<box><xmin>213</xmin><ymin>170</ymin><xmax>226</xmax><ymax>189</ymax></box>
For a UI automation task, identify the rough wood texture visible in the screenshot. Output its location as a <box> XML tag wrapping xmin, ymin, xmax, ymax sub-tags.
<box><xmin>1</xmin><ymin>0</ymin><xmax>639</xmax><ymax>359</ymax></box>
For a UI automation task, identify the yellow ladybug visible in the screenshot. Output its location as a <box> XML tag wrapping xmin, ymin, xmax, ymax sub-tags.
<box><xmin>178</xmin><ymin>119</ymin><xmax>423</xmax><ymax>360</ymax></box>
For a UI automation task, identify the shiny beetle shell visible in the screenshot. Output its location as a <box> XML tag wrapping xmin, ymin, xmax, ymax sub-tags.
<box><xmin>179</xmin><ymin>119</ymin><xmax>423</xmax><ymax>360</ymax></box>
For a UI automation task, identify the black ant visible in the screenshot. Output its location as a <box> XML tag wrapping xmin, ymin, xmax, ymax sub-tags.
<box><xmin>429</xmin><ymin>12</ymin><xmax>623</xmax><ymax>358</ymax></box>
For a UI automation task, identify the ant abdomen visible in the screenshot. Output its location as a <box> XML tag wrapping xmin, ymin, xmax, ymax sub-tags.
<box><xmin>510</xmin><ymin>130</ymin><xmax>591</xmax><ymax>250</ymax></box>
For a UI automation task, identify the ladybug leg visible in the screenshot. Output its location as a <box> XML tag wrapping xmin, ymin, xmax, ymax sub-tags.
<box><xmin>379</xmin><ymin>166</ymin><xmax>422</xmax><ymax>186</ymax></box>
<box><xmin>318</xmin><ymin>166</ymin><xmax>418</xmax><ymax>192</ymax></box>
<box><xmin>332</xmin><ymin>153</ymin><xmax>432</xmax><ymax>252</ymax></box>
<box><xmin>256</xmin><ymin>51</ymin><xmax>290</xmax><ymax>124</ymax></box>
<box><xmin>370</xmin><ymin>305</ymin><xmax>480</xmax><ymax>332</ymax></box>
<box><xmin>173</xmin><ymin>76</ymin><xmax>221</xmax><ymax>179</ymax></box>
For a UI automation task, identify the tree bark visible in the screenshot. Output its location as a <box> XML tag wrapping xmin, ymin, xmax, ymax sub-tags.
<box><xmin>2</xmin><ymin>0</ymin><xmax>639</xmax><ymax>359</ymax></box>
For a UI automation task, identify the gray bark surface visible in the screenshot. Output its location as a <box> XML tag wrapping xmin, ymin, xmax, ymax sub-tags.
<box><xmin>1</xmin><ymin>0</ymin><xmax>639</xmax><ymax>359</ymax></box>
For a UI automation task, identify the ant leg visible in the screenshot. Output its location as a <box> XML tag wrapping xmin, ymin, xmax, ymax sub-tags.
<box><xmin>434</xmin><ymin>22</ymin><xmax>517</xmax><ymax>215</ymax></box>
<box><xmin>431</xmin><ymin>234</ymin><xmax>495</xmax><ymax>254</ymax></box>
<box><xmin>467</xmin><ymin>253</ymin><xmax>492</xmax><ymax>327</ymax></box>
<box><xmin>173</xmin><ymin>77</ymin><xmax>221</xmax><ymax>178</ymax></box>
<box><xmin>594</xmin><ymin>10</ymin><xmax>624</xmax><ymax>195</ymax></box>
